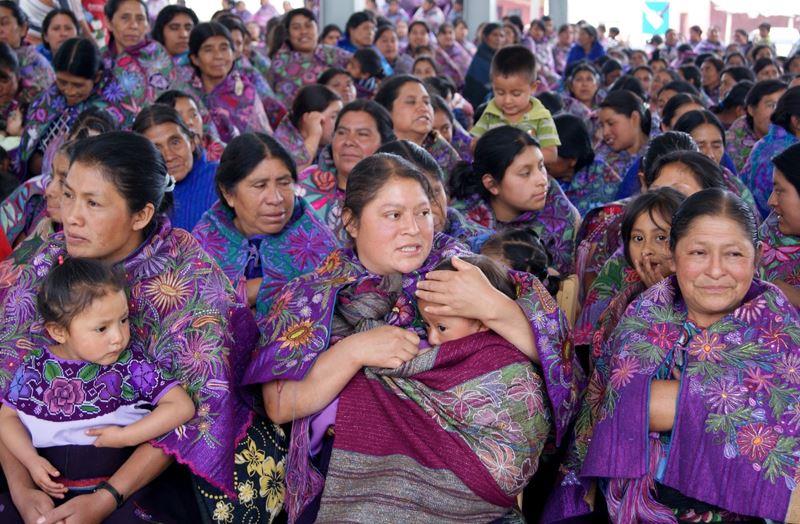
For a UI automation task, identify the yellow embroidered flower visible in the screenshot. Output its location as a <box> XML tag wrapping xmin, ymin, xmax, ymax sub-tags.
<box><xmin>143</xmin><ymin>271</ymin><xmax>191</xmax><ymax>311</ymax></box>
<box><xmin>277</xmin><ymin>320</ymin><xmax>320</xmax><ymax>351</ymax></box>
<box><xmin>237</xmin><ymin>479</ymin><xmax>256</xmax><ymax>505</ymax></box>
<box><xmin>212</xmin><ymin>500</ymin><xmax>234</xmax><ymax>523</ymax></box>
<box><xmin>258</xmin><ymin>456</ymin><xmax>286</xmax><ymax>511</ymax></box>
<box><xmin>234</xmin><ymin>438</ymin><xmax>266</xmax><ymax>477</ymax></box>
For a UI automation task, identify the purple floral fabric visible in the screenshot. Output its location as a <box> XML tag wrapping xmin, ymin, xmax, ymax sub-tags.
<box><xmin>14</xmin><ymin>45</ymin><xmax>55</xmax><ymax>106</ymax></box>
<box><xmin>267</xmin><ymin>44</ymin><xmax>352</xmax><ymax>105</ymax></box>
<box><xmin>101</xmin><ymin>39</ymin><xmax>177</xmax><ymax>107</ymax></box>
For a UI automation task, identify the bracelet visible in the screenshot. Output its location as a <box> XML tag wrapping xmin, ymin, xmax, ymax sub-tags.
<box><xmin>94</xmin><ymin>480</ymin><xmax>124</xmax><ymax>509</ymax></box>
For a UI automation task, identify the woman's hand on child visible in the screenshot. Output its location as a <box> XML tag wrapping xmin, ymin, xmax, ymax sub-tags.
<box><xmin>86</xmin><ymin>426</ymin><xmax>130</xmax><ymax>448</ymax></box>
<box><xmin>416</xmin><ymin>256</ymin><xmax>495</xmax><ymax>321</ymax></box>
<box><xmin>25</xmin><ymin>456</ymin><xmax>65</xmax><ymax>499</ymax></box>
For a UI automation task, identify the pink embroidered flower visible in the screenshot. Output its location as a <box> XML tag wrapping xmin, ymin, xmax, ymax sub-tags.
<box><xmin>736</xmin><ymin>423</ymin><xmax>778</xmax><ymax>462</ymax></box>
<box><xmin>646</xmin><ymin>323</ymin><xmax>677</xmax><ymax>349</ymax></box>
<box><xmin>744</xmin><ymin>367</ymin><xmax>775</xmax><ymax>393</ymax></box>
<box><xmin>507</xmin><ymin>374</ymin><xmax>545</xmax><ymax>417</ymax></box>
<box><xmin>43</xmin><ymin>378</ymin><xmax>85</xmax><ymax>416</ymax></box>
<box><xmin>777</xmin><ymin>354</ymin><xmax>800</xmax><ymax>385</ymax></box>
<box><xmin>705</xmin><ymin>378</ymin><xmax>746</xmax><ymax>415</ymax></box>
<box><xmin>687</xmin><ymin>332</ymin><xmax>725</xmax><ymax>363</ymax></box>
<box><xmin>733</xmin><ymin>297</ymin><xmax>766</xmax><ymax>324</ymax></box>
<box><xmin>609</xmin><ymin>355</ymin><xmax>640</xmax><ymax>389</ymax></box>
<box><xmin>759</xmin><ymin>320</ymin><xmax>792</xmax><ymax>351</ymax></box>
<box><xmin>476</xmin><ymin>439</ymin><xmax>523</xmax><ymax>493</ymax></box>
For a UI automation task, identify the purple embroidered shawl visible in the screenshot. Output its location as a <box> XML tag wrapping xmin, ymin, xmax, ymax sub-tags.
<box><xmin>759</xmin><ymin>213</ymin><xmax>800</xmax><ymax>287</ymax></box>
<box><xmin>243</xmin><ymin>233</ymin><xmax>580</xmax><ymax>519</ymax></box>
<box><xmin>0</xmin><ymin>217</ymin><xmax>257</xmax><ymax>495</ymax></box>
<box><xmin>578</xmin><ymin>277</ymin><xmax>800</xmax><ymax>522</ymax></box>
<box><xmin>101</xmin><ymin>39</ymin><xmax>177</xmax><ymax>107</ymax></box>
<box><xmin>267</xmin><ymin>44</ymin><xmax>352</xmax><ymax>104</ymax></box>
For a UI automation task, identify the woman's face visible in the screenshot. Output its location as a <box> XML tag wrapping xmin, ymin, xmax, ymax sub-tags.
<box><xmin>558</xmin><ymin>29</ymin><xmax>572</xmax><ymax>46</ymax></box>
<box><xmin>350</xmin><ymin>20</ymin><xmax>376</xmax><ymax>48</ymax></box>
<box><xmin>756</xmin><ymin>64</ymin><xmax>781</xmax><ymax>82</ymax></box>
<box><xmin>162</xmin><ymin>13</ymin><xmax>193</xmax><ymax>56</ymax></box>
<box><xmin>0</xmin><ymin>68</ymin><xmax>19</xmax><ymax>104</ymax></box>
<box><xmin>45</xmin><ymin>14</ymin><xmax>78</xmax><ymax>56</ymax></box>
<box><xmin>288</xmin><ymin>14</ymin><xmax>317</xmax><ymax>53</ymax></box>
<box><xmin>375</xmin><ymin>29</ymin><xmax>398</xmax><ymax>61</ymax></box>
<box><xmin>390</xmin><ymin>81</ymin><xmax>433</xmax><ymax>142</ymax></box>
<box><xmin>454</xmin><ymin>22</ymin><xmax>468</xmax><ymax>42</ymax></box>
<box><xmin>174</xmin><ymin>96</ymin><xmax>204</xmax><ymax>140</ymax></box>
<box><xmin>577</xmin><ymin>28</ymin><xmax>592</xmax><ymax>48</ymax></box>
<box><xmin>748</xmin><ymin>89</ymin><xmax>784</xmax><ymax>137</ymax></box>
<box><xmin>604</xmin><ymin>69</ymin><xmax>622</xmax><ymax>87</ymax></box>
<box><xmin>486</xmin><ymin>28</ymin><xmax>505</xmax><ymax>50</ymax></box>
<box><xmin>433</xmin><ymin>109</ymin><xmax>453</xmax><ymax>143</ymax></box>
<box><xmin>691</xmin><ymin>123</ymin><xmax>725</xmax><ymax>165</ymax></box>
<box><xmin>45</xmin><ymin>151</ymin><xmax>70</xmax><ymax>223</ymax></box>
<box><xmin>412</xmin><ymin>59</ymin><xmax>436</xmax><ymax>79</ymax></box>
<box><xmin>671</xmin><ymin>215</ymin><xmax>757</xmax><ymax>328</ymax></box>
<box><xmin>427</xmin><ymin>175</ymin><xmax>447</xmax><ymax>232</ymax></box>
<box><xmin>319</xmin><ymin>100</ymin><xmax>343</xmax><ymax>146</ymax></box>
<box><xmin>110</xmin><ymin>0</ymin><xmax>148</xmax><ymax>51</ymax></box>
<box><xmin>768</xmin><ymin>169</ymin><xmax>800</xmax><ymax>236</ymax></box>
<box><xmin>651</xmin><ymin>71</ymin><xmax>672</xmax><ymax>103</ymax></box>
<box><xmin>142</xmin><ymin>122</ymin><xmax>194</xmax><ymax>182</ymax></box>
<box><xmin>409</xmin><ymin>23</ymin><xmax>429</xmax><ymax>48</ymax></box>
<box><xmin>229</xmin><ymin>29</ymin><xmax>245</xmax><ymax>59</ymax></box>
<box><xmin>223</xmin><ymin>157</ymin><xmax>295</xmax><ymax>236</ymax></box>
<box><xmin>719</xmin><ymin>72</ymin><xmax>738</xmax><ymax>100</ymax></box>
<box><xmin>332</xmin><ymin>110</ymin><xmax>382</xmax><ymax>177</ymax></box>
<box><xmin>325</xmin><ymin>73</ymin><xmax>356</xmax><ymax>104</ymax></box>
<box><xmin>396</xmin><ymin>20</ymin><xmax>408</xmax><ymax>39</ymax></box>
<box><xmin>630</xmin><ymin>52</ymin><xmax>647</xmax><ymax>69</ymax></box>
<box><xmin>486</xmin><ymin>145</ymin><xmax>549</xmax><ymax>216</ymax></box>
<box><xmin>55</xmin><ymin>71</ymin><xmax>96</xmax><ymax>107</ymax></box>
<box><xmin>633</xmin><ymin>69</ymin><xmax>653</xmax><ymax>96</ymax></box>
<box><xmin>700</xmin><ymin>61</ymin><xmax>720</xmax><ymax>88</ymax></box>
<box><xmin>346</xmin><ymin>176</ymin><xmax>434</xmax><ymax>276</ymax></box>
<box><xmin>437</xmin><ymin>26</ymin><xmax>455</xmax><ymax>48</ymax></box>
<box><xmin>0</xmin><ymin>7</ymin><xmax>25</xmax><ymax>48</ymax></box>
<box><xmin>755</xmin><ymin>47</ymin><xmax>773</xmax><ymax>61</ymax></box>
<box><xmin>502</xmin><ymin>25</ymin><xmax>517</xmax><ymax>45</ymax></box>
<box><xmin>570</xmin><ymin>70</ymin><xmax>598</xmax><ymax>105</ymax></box>
<box><xmin>598</xmin><ymin>107</ymin><xmax>639</xmax><ymax>152</ymax></box>
<box><xmin>650</xmin><ymin>60</ymin><xmax>666</xmax><ymax>74</ymax></box>
<box><xmin>649</xmin><ymin>162</ymin><xmax>704</xmax><ymax>196</ymax></box>
<box><xmin>321</xmin><ymin>28</ymin><xmax>341</xmax><ymax>47</ymax></box>
<box><xmin>61</xmin><ymin>161</ymin><xmax>151</xmax><ymax>263</ymax></box>
<box><xmin>191</xmin><ymin>35</ymin><xmax>234</xmax><ymax>81</ymax></box>
<box><xmin>628</xmin><ymin>210</ymin><xmax>672</xmax><ymax>280</ymax></box>
<box><xmin>727</xmin><ymin>54</ymin><xmax>746</xmax><ymax>67</ymax></box>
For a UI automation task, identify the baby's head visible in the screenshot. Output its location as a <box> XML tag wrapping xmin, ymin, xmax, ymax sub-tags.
<box><xmin>38</xmin><ymin>257</ymin><xmax>130</xmax><ymax>365</ymax></box>
<box><xmin>418</xmin><ymin>255</ymin><xmax>516</xmax><ymax>345</ymax></box>
<box><xmin>480</xmin><ymin>227</ymin><xmax>558</xmax><ymax>295</ymax></box>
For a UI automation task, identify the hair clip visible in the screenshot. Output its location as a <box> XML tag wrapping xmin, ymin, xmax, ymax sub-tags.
<box><xmin>164</xmin><ymin>173</ymin><xmax>176</xmax><ymax>193</ymax></box>
<box><xmin>57</xmin><ymin>255</ymin><xmax>65</xmax><ymax>265</ymax></box>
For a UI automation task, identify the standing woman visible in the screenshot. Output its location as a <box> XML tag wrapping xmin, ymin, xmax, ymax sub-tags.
<box><xmin>450</xmin><ymin>126</ymin><xmax>580</xmax><ymax>276</ymax></box>
<box><xmin>186</xmin><ymin>22</ymin><xmax>270</xmax><ymax>143</ymax></box>
<box><xmin>297</xmin><ymin>99</ymin><xmax>395</xmax><ymax>238</ymax></box>
<box><xmin>742</xmin><ymin>85</ymin><xmax>800</xmax><ymax>218</ymax></box>
<box><xmin>273</xmin><ymin>84</ymin><xmax>342</xmax><ymax>171</ymax></box>
<box><xmin>0</xmin><ymin>1</ymin><xmax>54</xmax><ymax>106</ymax></box>
<box><xmin>463</xmin><ymin>22</ymin><xmax>506</xmax><ymax>109</ymax></box>
<box><xmin>20</xmin><ymin>37</ymin><xmax>137</xmax><ymax>178</ymax></box>
<box><xmin>133</xmin><ymin>104</ymin><xmax>219</xmax><ymax>231</ymax></box>
<box><xmin>726</xmin><ymin>79</ymin><xmax>787</xmax><ymax>173</ymax></box>
<box><xmin>761</xmin><ymin>142</ymin><xmax>800</xmax><ymax>307</ymax></box>
<box><xmin>0</xmin><ymin>132</ymin><xmax>286</xmax><ymax>524</ymax></box>
<box><xmin>192</xmin><ymin>133</ymin><xmax>337</xmax><ymax>320</ymax></box>
<box><xmin>268</xmin><ymin>8</ymin><xmax>351</xmax><ymax>105</ymax></box>
<box><xmin>101</xmin><ymin>0</ymin><xmax>177</xmax><ymax>107</ymax></box>
<box><xmin>374</xmin><ymin>75</ymin><xmax>461</xmax><ymax>177</ymax></box>
<box><xmin>36</xmin><ymin>8</ymin><xmax>79</xmax><ymax>64</ymax></box>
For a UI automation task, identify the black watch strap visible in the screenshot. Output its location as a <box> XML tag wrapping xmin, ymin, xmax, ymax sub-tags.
<box><xmin>95</xmin><ymin>480</ymin><xmax>124</xmax><ymax>509</ymax></box>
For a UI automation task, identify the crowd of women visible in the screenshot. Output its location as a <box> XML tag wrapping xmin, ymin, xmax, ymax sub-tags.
<box><xmin>0</xmin><ymin>0</ymin><xmax>799</xmax><ymax>522</ymax></box>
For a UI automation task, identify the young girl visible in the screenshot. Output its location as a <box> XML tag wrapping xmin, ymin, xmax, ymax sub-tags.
<box><xmin>417</xmin><ymin>255</ymin><xmax>516</xmax><ymax>345</ymax></box>
<box><xmin>0</xmin><ymin>258</ymin><xmax>195</xmax><ymax>505</ymax></box>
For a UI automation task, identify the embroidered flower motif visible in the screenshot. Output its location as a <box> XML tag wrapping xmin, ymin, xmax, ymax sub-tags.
<box><xmin>43</xmin><ymin>378</ymin><xmax>85</xmax><ymax>416</ymax></box>
<box><xmin>736</xmin><ymin>423</ymin><xmax>778</xmax><ymax>462</ymax></box>
<box><xmin>507</xmin><ymin>373</ymin><xmax>545</xmax><ymax>417</ymax></box>
<box><xmin>130</xmin><ymin>360</ymin><xmax>158</xmax><ymax>394</ymax></box>
<box><xmin>646</xmin><ymin>323</ymin><xmax>676</xmax><ymax>349</ymax></box>
<box><xmin>744</xmin><ymin>367</ymin><xmax>775</xmax><ymax>393</ymax></box>
<box><xmin>212</xmin><ymin>500</ymin><xmax>234</xmax><ymax>523</ymax></box>
<box><xmin>237</xmin><ymin>479</ymin><xmax>256</xmax><ymax>505</ymax></box>
<box><xmin>258</xmin><ymin>456</ymin><xmax>285</xmax><ymax>511</ymax></box>
<box><xmin>235</xmin><ymin>437</ymin><xmax>266</xmax><ymax>477</ymax></box>
<box><xmin>687</xmin><ymin>332</ymin><xmax>725</xmax><ymax>363</ymax></box>
<box><xmin>609</xmin><ymin>355</ymin><xmax>640</xmax><ymax>389</ymax></box>
<box><xmin>7</xmin><ymin>367</ymin><xmax>38</xmax><ymax>403</ymax></box>
<box><xmin>734</xmin><ymin>297</ymin><xmax>767</xmax><ymax>324</ymax></box>
<box><xmin>759</xmin><ymin>320</ymin><xmax>792</xmax><ymax>351</ymax></box>
<box><xmin>96</xmin><ymin>371</ymin><xmax>123</xmax><ymax>401</ymax></box>
<box><xmin>476</xmin><ymin>439</ymin><xmax>523</xmax><ymax>493</ymax></box>
<box><xmin>277</xmin><ymin>320</ymin><xmax>324</xmax><ymax>351</ymax></box>
<box><xmin>705</xmin><ymin>377</ymin><xmax>746</xmax><ymax>415</ymax></box>
<box><xmin>777</xmin><ymin>354</ymin><xmax>800</xmax><ymax>385</ymax></box>
<box><xmin>143</xmin><ymin>271</ymin><xmax>191</xmax><ymax>311</ymax></box>
<box><xmin>386</xmin><ymin>293</ymin><xmax>415</xmax><ymax>326</ymax></box>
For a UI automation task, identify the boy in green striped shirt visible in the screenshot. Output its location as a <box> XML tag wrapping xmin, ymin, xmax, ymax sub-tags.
<box><xmin>471</xmin><ymin>45</ymin><xmax>560</xmax><ymax>163</ymax></box>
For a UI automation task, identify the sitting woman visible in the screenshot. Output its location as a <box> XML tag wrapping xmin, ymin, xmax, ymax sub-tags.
<box><xmin>450</xmin><ymin>125</ymin><xmax>580</xmax><ymax>276</ymax></box>
<box><xmin>243</xmin><ymin>153</ymin><xmax>579</xmax><ymax>522</ymax></box>
<box><xmin>560</xmin><ymin>62</ymin><xmax>601</xmax><ymax>141</ymax></box>
<box><xmin>575</xmin><ymin>149</ymin><xmax>726</xmax><ymax>346</ymax></box>
<box><xmin>20</xmin><ymin>37</ymin><xmax>137</xmax><ymax>178</ymax></box>
<box><xmin>0</xmin><ymin>132</ymin><xmax>286</xmax><ymax>524</ymax></box>
<box><xmin>595</xmin><ymin>90</ymin><xmax>651</xmax><ymax>181</ymax></box>
<box><xmin>36</xmin><ymin>8</ymin><xmax>79</xmax><ymax>64</ymax></box>
<box><xmin>742</xmin><ymin>85</ymin><xmax>800</xmax><ymax>218</ymax></box>
<box><xmin>132</xmin><ymin>104</ymin><xmax>219</xmax><ymax>231</ymax></box>
<box><xmin>192</xmin><ymin>133</ymin><xmax>337</xmax><ymax>321</ymax></box>
<box><xmin>0</xmin><ymin>1</ymin><xmax>54</xmax><ymax>106</ymax></box>
<box><xmin>551</xmin><ymin>113</ymin><xmax>620</xmax><ymax>216</ymax></box>
<box><xmin>274</xmin><ymin>85</ymin><xmax>342</xmax><ymax>171</ymax></box>
<box><xmin>150</xmin><ymin>4</ymin><xmax>198</xmax><ymax>86</ymax></box>
<box><xmin>725</xmin><ymin>79</ymin><xmax>787</xmax><ymax>173</ymax></box>
<box><xmin>186</xmin><ymin>22</ymin><xmax>271</xmax><ymax>143</ymax></box>
<box><xmin>374</xmin><ymin>24</ymin><xmax>412</xmax><ymax>76</ymax></box>
<box><xmin>297</xmin><ymin>99</ymin><xmax>395</xmax><ymax>238</ymax></box>
<box><xmin>576</xmin><ymin>188</ymin><xmax>800</xmax><ymax>523</ymax></box>
<box><xmin>268</xmin><ymin>8</ymin><xmax>351</xmax><ymax>105</ymax></box>
<box><xmin>463</xmin><ymin>22</ymin><xmax>505</xmax><ymax>109</ymax></box>
<box><xmin>374</xmin><ymin>75</ymin><xmax>461</xmax><ymax>177</ymax></box>
<box><xmin>376</xmin><ymin>139</ymin><xmax>491</xmax><ymax>251</ymax></box>
<box><xmin>155</xmin><ymin>89</ymin><xmax>226</xmax><ymax>162</ymax></box>
<box><xmin>761</xmin><ymin>142</ymin><xmax>800</xmax><ymax>307</ymax></box>
<box><xmin>317</xmin><ymin>67</ymin><xmax>357</xmax><ymax>104</ymax></box>
<box><xmin>101</xmin><ymin>0</ymin><xmax>176</xmax><ymax>107</ymax></box>
<box><xmin>1</xmin><ymin>108</ymin><xmax>118</xmax><ymax>254</ymax></box>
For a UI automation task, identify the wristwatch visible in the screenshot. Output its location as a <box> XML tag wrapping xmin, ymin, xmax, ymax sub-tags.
<box><xmin>94</xmin><ymin>480</ymin><xmax>124</xmax><ymax>509</ymax></box>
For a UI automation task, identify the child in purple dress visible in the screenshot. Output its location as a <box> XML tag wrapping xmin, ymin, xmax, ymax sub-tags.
<box><xmin>0</xmin><ymin>258</ymin><xmax>195</xmax><ymax>504</ymax></box>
